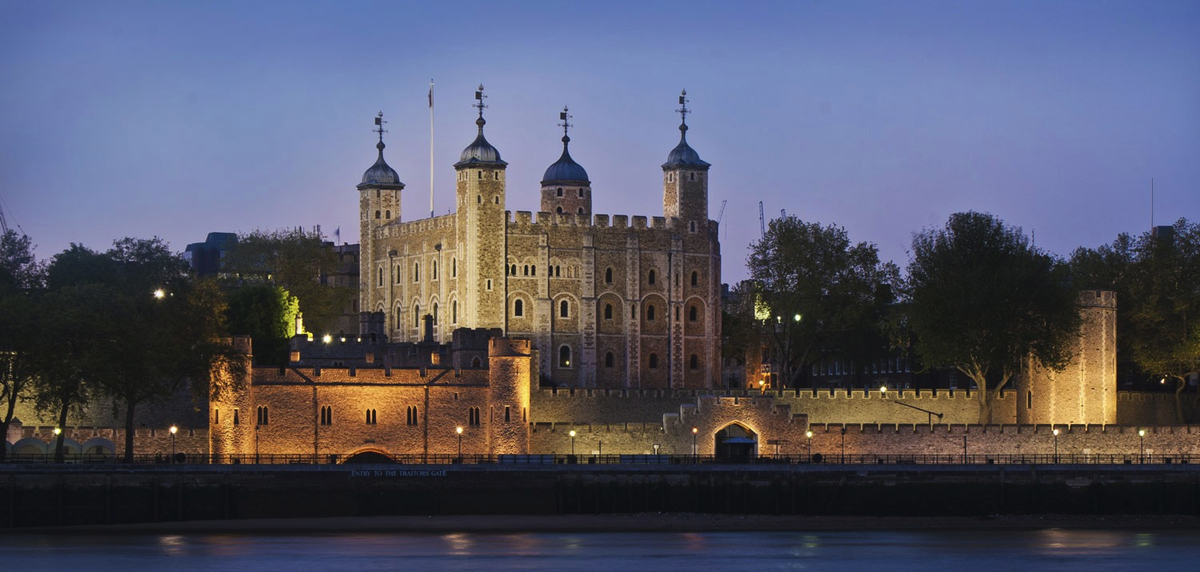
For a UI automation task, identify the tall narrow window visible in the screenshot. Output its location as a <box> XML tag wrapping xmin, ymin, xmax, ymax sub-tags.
<box><xmin>504</xmin><ymin>406</ymin><xmax>511</xmax><ymax>422</ymax></box>
<box><xmin>365</xmin><ymin>409</ymin><xmax>377</xmax><ymax>424</ymax></box>
<box><xmin>648</xmin><ymin>270</ymin><xmax>656</xmax><ymax>285</ymax></box>
<box><xmin>605</xmin><ymin>352</ymin><xmax>615</xmax><ymax>368</ymax></box>
<box><xmin>691</xmin><ymin>271</ymin><xmax>698</xmax><ymax>286</ymax></box>
<box><xmin>452</xmin><ymin>301</ymin><xmax>458</xmax><ymax>323</ymax></box>
<box><xmin>432</xmin><ymin>303</ymin><xmax>439</xmax><ymax>325</ymax></box>
<box><xmin>559</xmin><ymin>345</ymin><xmax>572</xmax><ymax>368</ymax></box>
<box><xmin>647</xmin><ymin>305</ymin><xmax>656</xmax><ymax>321</ymax></box>
<box><xmin>214</xmin><ymin>409</ymin><xmax>219</xmax><ymax>424</ymax></box>
<box><xmin>432</xmin><ymin>260</ymin><xmax>438</xmax><ymax>280</ymax></box>
<box><xmin>452</xmin><ymin>258</ymin><xmax>457</xmax><ymax>277</ymax></box>
<box><xmin>320</xmin><ymin>406</ymin><xmax>332</xmax><ymax>426</ymax></box>
<box><xmin>233</xmin><ymin>409</ymin><xmax>239</xmax><ymax>425</ymax></box>
<box><xmin>406</xmin><ymin>406</ymin><xmax>419</xmax><ymax>426</ymax></box>
<box><xmin>648</xmin><ymin>353</ymin><xmax>658</xmax><ymax>370</ymax></box>
<box><xmin>514</xmin><ymin>299</ymin><xmax>524</xmax><ymax>317</ymax></box>
<box><xmin>413</xmin><ymin>262</ymin><xmax>420</xmax><ymax>282</ymax></box>
<box><xmin>468</xmin><ymin>407</ymin><xmax>481</xmax><ymax>427</ymax></box>
<box><xmin>559</xmin><ymin>299</ymin><xmax>569</xmax><ymax>318</ymax></box>
<box><xmin>604</xmin><ymin>304</ymin><xmax>613</xmax><ymax>320</ymax></box>
<box><xmin>257</xmin><ymin>406</ymin><xmax>269</xmax><ymax>426</ymax></box>
<box><xmin>689</xmin><ymin>354</ymin><xmax>699</xmax><ymax>370</ymax></box>
<box><xmin>413</xmin><ymin>304</ymin><xmax>420</xmax><ymax>327</ymax></box>
<box><xmin>605</xmin><ymin>268</ymin><xmax>613</xmax><ymax>284</ymax></box>
<box><xmin>689</xmin><ymin>306</ymin><xmax>698</xmax><ymax>322</ymax></box>
<box><xmin>377</xmin><ymin>268</ymin><xmax>383</xmax><ymax>287</ymax></box>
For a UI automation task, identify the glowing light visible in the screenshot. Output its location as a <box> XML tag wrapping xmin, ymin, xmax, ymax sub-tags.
<box><xmin>1053</xmin><ymin>428</ymin><xmax>1059</xmax><ymax>436</ymax></box>
<box><xmin>794</xmin><ymin>314</ymin><xmax>801</xmax><ymax>322</ymax></box>
<box><xmin>53</xmin><ymin>427</ymin><xmax>61</xmax><ymax>436</ymax></box>
<box><xmin>805</xmin><ymin>430</ymin><xmax>814</xmax><ymax>439</ymax></box>
<box><xmin>692</xmin><ymin>427</ymin><xmax>698</xmax><ymax>434</ymax></box>
<box><xmin>153</xmin><ymin>289</ymin><xmax>165</xmax><ymax>299</ymax></box>
<box><xmin>879</xmin><ymin>385</ymin><xmax>887</xmax><ymax>394</ymax></box>
<box><xmin>456</xmin><ymin>426</ymin><xmax>463</xmax><ymax>435</ymax></box>
<box><xmin>322</xmin><ymin>334</ymin><xmax>332</xmax><ymax>344</ymax></box>
<box><xmin>170</xmin><ymin>425</ymin><xmax>178</xmax><ymax>435</ymax></box>
<box><xmin>569</xmin><ymin>430</ymin><xmax>576</xmax><ymax>437</ymax></box>
<box><xmin>1138</xmin><ymin>429</ymin><xmax>1146</xmax><ymax>437</ymax></box>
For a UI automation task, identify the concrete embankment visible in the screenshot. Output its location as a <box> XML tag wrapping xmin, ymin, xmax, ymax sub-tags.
<box><xmin>2</xmin><ymin>464</ymin><xmax>1199</xmax><ymax>528</ymax></box>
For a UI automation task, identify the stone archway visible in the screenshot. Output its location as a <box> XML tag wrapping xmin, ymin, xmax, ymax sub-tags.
<box><xmin>714</xmin><ymin>423</ymin><xmax>758</xmax><ymax>461</ymax></box>
<box><xmin>343</xmin><ymin>448</ymin><xmax>396</xmax><ymax>464</ymax></box>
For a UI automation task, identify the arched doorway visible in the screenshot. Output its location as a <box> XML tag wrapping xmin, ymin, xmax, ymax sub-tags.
<box><xmin>714</xmin><ymin>424</ymin><xmax>758</xmax><ymax>461</ymax></box>
<box><xmin>343</xmin><ymin>450</ymin><xmax>396</xmax><ymax>464</ymax></box>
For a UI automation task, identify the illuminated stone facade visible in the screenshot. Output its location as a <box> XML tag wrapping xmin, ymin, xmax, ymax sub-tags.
<box><xmin>357</xmin><ymin>90</ymin><xmax>721</xmax><ymax>389</ymax></box>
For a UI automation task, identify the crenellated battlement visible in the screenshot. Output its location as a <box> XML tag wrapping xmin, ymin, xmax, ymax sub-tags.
<box><xmin>379</xmin><ymin>213</ymin><xmax>456</xmax><ymax>238</ymax></box>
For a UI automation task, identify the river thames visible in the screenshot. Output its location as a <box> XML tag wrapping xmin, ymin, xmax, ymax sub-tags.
<box><xmin>2</xmin><ymin>528</ymin><xmax>1198</xmax><ymax>571</ymax></box>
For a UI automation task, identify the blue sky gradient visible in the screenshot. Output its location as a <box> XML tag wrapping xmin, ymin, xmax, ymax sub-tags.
<box><xmin>2</xmin><ymin>0</ymin><xmax>1197</xmax><ymax>283</ymax></box>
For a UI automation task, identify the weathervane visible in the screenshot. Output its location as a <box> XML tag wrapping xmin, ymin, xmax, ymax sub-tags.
<box><xmin>559</xmin><ymin>106</ymin><xmax>572</xmax><ymax>140</ymax></box>
<box><xmin>676</xmin><ymin>89</ymin><xmax>690</xmax><ymax>127</ymax></box>
<box><xmin>373</xmin><ymin>111</ymin><xmax>388</xmax><ymax>143</ymax></box>
<box><xmin>473</xmin><ymin>84</ymin><xmax>488</xmax><ymax>120</ymax></box>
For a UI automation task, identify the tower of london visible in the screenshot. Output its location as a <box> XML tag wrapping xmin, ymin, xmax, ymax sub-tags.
<box><xmin>356</xmin><ymin>87</ymin><xmax>722</xmax><ymax>389</ymax></box>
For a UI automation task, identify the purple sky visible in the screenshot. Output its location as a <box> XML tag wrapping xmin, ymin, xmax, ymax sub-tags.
<box><xmin>2</xmin><ymin>1</ymin><xmax>1197</xmax><ymax>284</ymax></box>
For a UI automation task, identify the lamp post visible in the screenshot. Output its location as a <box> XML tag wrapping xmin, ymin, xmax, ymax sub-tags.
<box><xmin>1138</xmin><ymin>429</ymin><xmax>1146</xmax><ymax>464</ymax></box>
<box><xmin>805</xmin><ymin>430</ymin><xmax>813</xmax><ymax>460</ymax></box>
<box><xmin>692</xmin><ymin>427</ymin><xmax>698</xmax><ymax>461</ymax></box>
<box><xmin>53</xmin><ymin>427</ymin><xmax>61</xmax><ymax>462</ymax></box>
<box><xmin>456</xmin><ymin>426</ymin><xmax>463</xmax><ymax>463</ymax></box>
<box><xmin>255</xmin><ymin>424</ymin><xmax>260</xmax><ymax>464</ymax></box>
<box><xmin>569</xmin><ymin>429</ymin><xmax>577</xmax><ymax>456</ymax></box>
<box><xmin>169</xmin><ymin>425</ymin><xmax>178</xmax><ymax>463</ymax></box>
<box><xmin>840</xmin><ymin>427</ymin><xmax>846</xmax><ymax>464</ymax></box>
<box><xmin>1052</xmin><ymin>428</ymin><xmax>1060</xmax><ymax>464</ymax></box>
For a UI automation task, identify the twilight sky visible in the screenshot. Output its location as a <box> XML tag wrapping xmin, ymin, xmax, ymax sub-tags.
<box><xmin>2</xmin><ymin>0</ymin><xmax>1197</xmax><ymax>284</ymax></box>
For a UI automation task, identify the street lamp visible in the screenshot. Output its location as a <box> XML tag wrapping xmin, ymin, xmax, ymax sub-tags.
<box><xmin>169</xmin><ymin>425</ymin><xmax>178</xmax><ymax>463</ymax></box>
<box><xmin>456</xmin><ymin>426</ymin><xmax>463</xmax><ymax>463</ymax></box>
<box><xmin>1138</xmin><ymin>428</ymin><xmax>1146</xmax><ymax>464</ymax></box>
<box><xmin>840</xmin><ymin>427</ymin><xmax>846</xmax><ymax>464</ymax></box>
<box><xmin>255</xmin><ymin>424</ymin><xmax>260</xmax><ymax>464</ymax></box>
<box><xmin>1052</xmin><ymin>428</ymin><xmax>1060</xmax><ymax>463</ymax></box>
<box><xmin>692</xmin><ymin>427</ymin><xmax>698</xmax><ymax>461</ymax></box>
<box><xmin>805</xmin><ymin>430</ymin><xmax>813</xmax><ymax>460</ymax></box>
<box><xmin>153</xmin><ymin>289</ymin><xmax>165</xmax><ymax>299</ymax></box>
<box><xmin>569</xmin><ymin>429</ymin><xmax>577</xmax><ymax>456</ymax></box>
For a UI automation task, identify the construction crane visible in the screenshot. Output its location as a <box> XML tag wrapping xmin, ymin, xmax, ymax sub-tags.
<box><xmin>0</xmin><ymin>202</ymin><xmax>8</xmax><ymax>234</ymax></box>
<box><xmin>716</xmin><ymin>199</ymin><xmax>728</xmax><ymax>239</ymax></box>
<box><xmin>758</xmin><ymin>201</ymin><xmax>766</xmax><ymax>237</ymax></box>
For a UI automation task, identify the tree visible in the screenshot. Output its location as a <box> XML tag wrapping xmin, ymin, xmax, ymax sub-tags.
<box><xmin>0</xmin><ymin>229</ymin><xmax>45</xmax><ymax>461</ymax></box>
<box><xmin>220</xmin><ymin>228</ymin><xmax>352</xmax><ymax>336</ymax></box>
<box><xmin>225</xmin><ymin>284</ymin><xmax>299</xmax><ymax>366</ymax></box>
<box><xmin>906</xmin><ymin>212</ymin><xmax>1081</xmax><ymax>424</ymax></box>
<box><xmin>1073</xmin><ymin>219</ymin><xmax>1200</xmax><ymax>422</ymax></box>
<box><xmin>747</xmin><ymin>216</ymin><xmax>899</xmax><ymax>388</ymax></box>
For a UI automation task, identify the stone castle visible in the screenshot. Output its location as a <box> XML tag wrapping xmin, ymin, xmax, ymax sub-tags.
<box><xmin>9</xmin><ymin>89</ymin><xmax>1193</xmax><ymax>463</ymax></box>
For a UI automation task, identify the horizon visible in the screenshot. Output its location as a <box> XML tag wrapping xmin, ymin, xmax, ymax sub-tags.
<box><xmin>3</xmin><ymin>1</ymin><xmax>1197</xmax><ymax>284</ymax></box>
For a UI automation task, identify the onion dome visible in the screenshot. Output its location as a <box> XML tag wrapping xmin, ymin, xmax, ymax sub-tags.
<box><xmin>358</xmin><ymin>141</ymin><xmax>404</xmax><ymax>188</ymax></box>
<box><xmin>455</xmin><ymin>116</ymin><xmax>506</xmax><ymax>167</ymax></box>
<box><xmin>662</xmin><ymin>89</ymin><xmax>710</xmax><ymax>170</ymax></box>
<box><xmin>541</xmin><ymin>134</ymin><xmax>590</xmax><ymax>185</ymax></box>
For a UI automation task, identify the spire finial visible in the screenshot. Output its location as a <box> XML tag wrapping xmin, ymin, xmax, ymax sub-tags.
<box><xmin>473</xmin><ymin>84</ymin><xmax>488</xmax><ymax>130</ymax></box>
<box><xmin>373</xmin><ymin>111</ymin><xmax>388</xmax><ymax>151</ymax></box>
<box><xmin>676</xmin><ymin>89</ymin><xmax>690</xmax><ymax>132</ymax></box>
<box><xmin>558</xmin><ymin>106</ymin><xmax>572</xmax><ymax>144</ymax></box>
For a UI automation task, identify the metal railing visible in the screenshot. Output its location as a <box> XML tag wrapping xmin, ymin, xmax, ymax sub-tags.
<box><xmin>2</xmin><ymin>452</ymin><xmax>1194</xmax><ymax>467</ymax></box>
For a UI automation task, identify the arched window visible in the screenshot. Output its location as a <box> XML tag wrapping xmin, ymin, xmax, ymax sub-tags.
<box><xmin>604</xmin><ymin>303</ymin><xmax>613</xmax><ymax>320</ymax></box>
<box><xmin>432</xmin><ymin>303</ymin><xmax>439</xmax><ymax>325</ymax></box>
<box><xmin>559</xmin><ymin>299</ymin><xmax>569</xmax><ymax>318</ymax></box>
<box><xmin>396</xmin><ymin>266</ymin><xmax>402</xmax><ymax>284</ymax></box>
<box><xmin>689</xmin><ymin>305</ymin><xmax>698</xmax><ymax>322</ymax></box>
<box><xmin>691</xmin><ymin>271</ymin><xmax>698</xmax><ymax>286</ymax></box>
<box><xmin>556</xmin><ymin>206</ymin><xmax>563</xmax><ymax>214</ymax></box>
<box><xmin>413</xmin><ymin>304</ymin><xmax>420</xmax><ymax>327</ymax></box>
<box><xmin>605</xmin><ymin>268</ymin><xmax>613</xmax><ymax>284</ymax></box>
<box><xmin>385</xmin><ymin>210</ymin><xmax>391</xmax><ymax>219</ymax></box>
<box><xmin>578</xmin><ymin>188</ymin><xmax>584</xmax><ymax>198</ymax></box>
<box><xmin>406</xmin><ymin>406</ymin><xmax>418</xmax><ymax>426</ymax></box>
<box><xmin>559</xmin><ymin>345</ymin><xmax>572</xmax><ymax>368</ymax></box>
<box><xmin>689</xmin><ymin>354</ymin><xmax>699</xmax><ymax>370</ymax></box>
<box><xmin>523</xmin><ymin>265</ymin><xmax>529</xmax><ymax>276</ymax></box>
<box><xmin>647</xmin><ymin>305</ymin><xmax>656</xmax><ymax>321</ymax></box>
<box><xmin>689</xmin><ymin>221</ymin><xmax>696</xmax><ymax>233</ymax></box>
<box><xmin>375</xmin><ymin>210</ymin><xmax>380</xmax><ymax>219</ymax></box>
<box><xmin>514</xmin><ymin>299</ymin><xmax>524</xmax><ymax>317</ymax></box>
<box><xmin>605</xmin><ymin>352</ymin><xmax>615</xmax><ymax>368</ymax></box>
<box><xmin>648</xmin><ymin>270</ymin><xmax>656</xmax><ymax>285</ymax></box>
<box><xmin>320</xmin><ymin>405</ymin><xmax>332</xmax><ymax>426</ymax></box>
<box><xmin>451</xmin><ymin>301</ymin><xmax>458</xmax><ymax>324</ymax></box>
<box><xmin>377</xmin><ymin>267</ymin><xmax>383</xmax><ymax>287</ymax></box>
<box><xmin>365</xmin><ymin>409</ymin><xmax>377</xmax><ymax>424</ymax></box>
<box><xmin>556</xmin><ymin>187</ymin><xmax>563</xmax><ymax>197</ymax></box>
<box><xmin>256</xmin><ymin>406</ymin><xmax>269</xmax><ymax>426</ymax></box>
<box><xmin>413</xmin><ymin>262</ymin><xmax>420</xmax><ymax>282</ymax></box>
<box><xmin>578</xmin><ymin>207</ymin><xmax>584</xmax><ymax>214</ymax></box>
<box><xmin>468</xmin><ymin>407</ymin><xmax>481</xmax><ymax>426</ymax></box>
<box><xmin>432</xmin><ymin>260</ymin><xmax>438</xmax><ymax>280</ymax></box>
<box><xmin>471</xmin><ymin>356</ymin><xmax>482</xmax><ymax>368</ymax></box>
<box><xmin>531</xmin><ymin>265</ymin><xmax>536</xmax><ymax>276</ymax></box>
<box><xmin>648</xmin><ymin>353</ymin><xmax>658</xmax><ymax>370</ymax></box>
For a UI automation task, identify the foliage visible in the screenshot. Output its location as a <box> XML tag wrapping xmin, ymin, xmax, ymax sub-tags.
<box><xmin>220</xmin><ymin>228</ymin><xmax>353</xmax><ymax>335</ymax></box>
<box><xmin>747</xmin><ymin>216</ymin><xmax>899</xmax><ymax>388</ymax></box>
<box><xmin>0</xmin><ymin>230</ymin><xmax>46</xmax><ymax>461</ymax></box>
<box><xmin>1072</xmin><ymin>219</ymin><xmax>1200</xmax><ymax>422</ymax></box>
<box><xmin>906</xmin><ymin>212</ymin><xmax>1081</xmax><ymax>423</ymax></box>
<box><xmin>0</xmin><ymin>229</ymin><xmax>44</xmax><ymax>293</ymax></box>
<box><xmin>225</xmin><ymin>284</ymin><xmax>299</xmax><ymax>366</ymax></box>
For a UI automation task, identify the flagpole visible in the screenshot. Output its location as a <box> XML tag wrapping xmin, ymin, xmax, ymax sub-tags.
<box><xmin>429</xmin><ymin>79</ymin><xmax>435</xmax><ymax>218</ymax></box>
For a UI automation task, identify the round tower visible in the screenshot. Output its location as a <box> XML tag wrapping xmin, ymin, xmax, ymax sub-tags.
<box><xmin>662</xmin><ymin>90</ymin><xmax>711</xmax><ymax>233</ymax></box>
<box><xmin>487</xmin><ymin>337</ymin><xmax>533</xmax><ymax>455</ymax></box>
<box><xmin>454</xmin><ymin>85</ymin><xmax>508</xmax><ymax>331</ymax></box>
<box><xmin>540</xmin><ymin>106</ymin><xmax>591</xmax><ymax>217</ymax></box>
<box><xmin>356</xmin><ymin>112</ymin><xmax>405</xmax><ymax>331</ymax></box>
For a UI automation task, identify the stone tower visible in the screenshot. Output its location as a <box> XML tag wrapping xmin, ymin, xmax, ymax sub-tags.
<box><xmin>357</xmin><ymin>112</ymin><xmax>405</xmax><ymax>319</ymax></box>
<box><xmin>540</xmin><ymin>106</ymin><xmax>592</xmax><ymax>216</ymax></box>
<box><xmin>1016</xmin><ymin>290</ymin><xmax>1118</xmax><ymax>425</ymax></box>
<box><xmin>487</xmin><ymin>337</ymin><xmax>533</xmax><ymax>454</ymax></box>
<box><xmin>454</xmin><ymin>85</ymin><xmax>508</xmax><ymax>331</ymax></box>
<box><xmin>662</xmin><ymin>90</ymin><xmax>710</xmax><ymax>232</ymax></box>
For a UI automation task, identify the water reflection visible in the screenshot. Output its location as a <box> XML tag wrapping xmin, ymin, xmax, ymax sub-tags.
<box><xmin>0</xmin><ymin>529</ymin><xmax>1195</xmax><ymax>571</ymax></box>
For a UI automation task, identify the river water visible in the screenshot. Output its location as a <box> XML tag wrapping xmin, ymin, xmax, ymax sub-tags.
<box><xmin>2</xmin><ymin>529</ymin><xmax>1197</xmax><ymax>571</ymax></box>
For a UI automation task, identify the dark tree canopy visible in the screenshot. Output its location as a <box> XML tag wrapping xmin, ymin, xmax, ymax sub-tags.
<box><xmin>220</xmin><ymin>228</ymin><xmax>352</xmax><ymax>335</ymax></box>
<box><xmin>225</xmin><ymin>284</ymin><xmax>300</xmax><ymax>366</ymax></box>
<box><xmin>906</xmin><ymin>212</ymin><xmax>1081</xmax><ymax>423</ymax></box>
<box><xmin>1073</xmin><ymin>219</ymin><xmax>1200</xmax><ymax>421</ymax></box>
<box><xmin>747</xmin><ymin>216</ymin><xmax>898</xmax><ymax>388</ymax></box>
